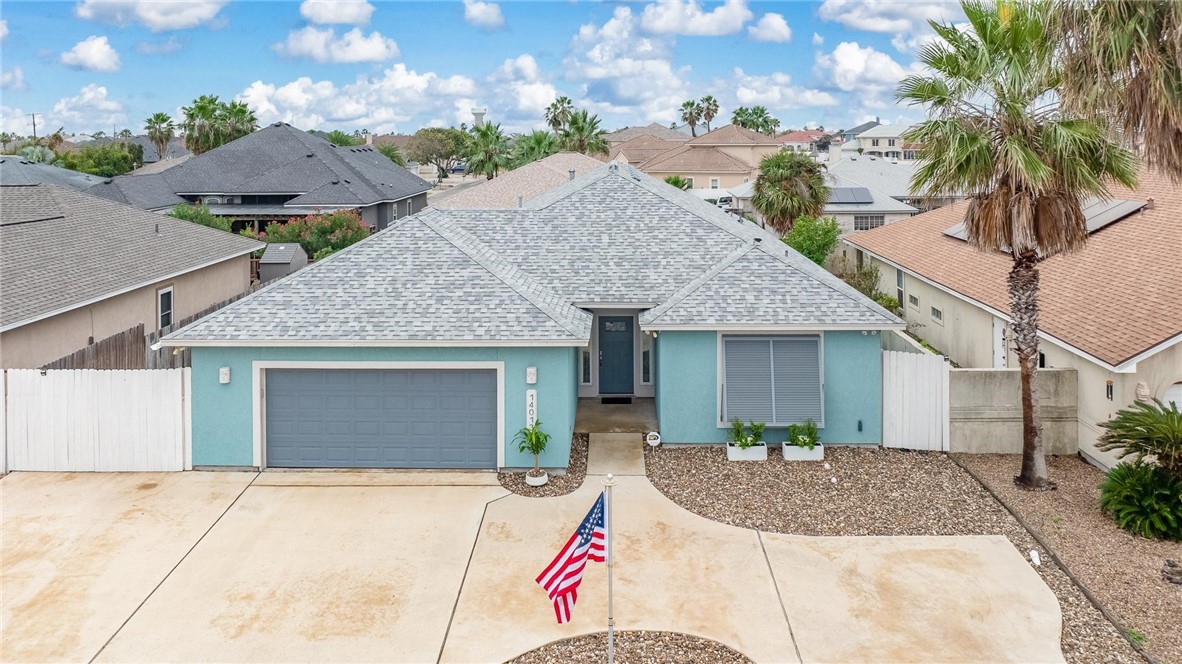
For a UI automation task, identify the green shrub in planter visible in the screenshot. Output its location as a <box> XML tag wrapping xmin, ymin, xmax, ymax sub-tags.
<box><xmin>1099</xmin><ymin>462</ymin><xmax>1182</xmax><ymax>540</ymax></box>
<box><xmin>515</xmin><ymin>420</ymin><xmax>551</xmax><ymax>477</ymax></box>
<box><xmin>786</xmin><ymin>419</ymin><xmax>819</xmax><ymax>450</ymax></box>
<box><xmin>727</xmin><ymin>419</ymin><xmax>765</xmax><ymax>449</ymax></box>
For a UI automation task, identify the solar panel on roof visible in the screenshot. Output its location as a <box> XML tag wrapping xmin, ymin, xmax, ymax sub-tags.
<box><xmin>942</xmin><ymin>198</ymin><xmax>1146</xmax><ymax>242</ymax></box>
<box><xmin>828</xmin><ymin>187</ymin><xmax>873</xmax><ymax>204</ymax></box>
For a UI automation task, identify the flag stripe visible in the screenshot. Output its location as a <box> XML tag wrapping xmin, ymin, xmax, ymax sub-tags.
<box><xmin>536</xmin><ymin>492</ymin><xmax>609</xmax><ymax>624</ymax></box>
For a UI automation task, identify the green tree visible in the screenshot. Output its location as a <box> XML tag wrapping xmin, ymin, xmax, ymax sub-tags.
<box><xmin>326</xmin><ymin>129</ymin><xmax>358</xmax><ymax>146</ymax></box>
<box><xmin>91</xmin><ymin>130</ymin><xmax>107</xmax><ymax>139</ymax></box>
<box><xmin>752</xmin><ymin>150</ymin><xmax>829</xmax><ymax>234</ymax></box>
<box><xmin>897</xmin><ymin>0</ymin><xmax>1138</xmax><ymax>489</ymax></box>
<box><xmin>407</xmin><ymin>127</ymin><xmax>469</xmax><ymax>179</ymax></box>
<box><xmin>55</xmin><ymin>142</ymin><xmax>143</xmax><ymax>176</ymax></box>
<box><xmin>0</xmin><ymin>132</ymin><xmax>13</xmax><ymax>151</ymax></box>
<box><xmin>782</xmin><ymin>215</ymin><xmax>841</xmax><ymax>265</ymax></box>
<box><xmin>699</xmin><ymin>95</ymin><xmax>719</xmax><ymax>132</ymax></box>
<box><xmin>249</xmin><ymin>209</ymin><xmax>370</xmax><ymax>259</ymax></box>
<box><xmin>511</xmin><ymin>130</ymin><xmax>558</xmax><ymax>167</ymax></box>
<box><xmin>376</xmin><ymin>142</ymin><xmax>406</xmax><ymax>167</ymax></box>
<box><xmin>144</xmin><ymin>112</ymin><xmax>175</xmax><ymax>161</ymax></box>
<box><xmin>544</xmin><ymin>96</ymin><xmax>574</xmax><ymax>132</ymax></box>
<box><xmin>664</xmin><ymin>175</ymin><xmax>691</xmax><ymax>190</ymax></box>
<box><xmin>168</xmin><ymin>203</ymin><xmax>232</xmax><ymax>232</ymax></box>
<box><xmin>466</xmin><ymin>122</ymin><xmax>511</xmax><ymax>180</ymax></box>
<box><xmin>559</xmin><ymin>110</ymin><xmax>608</xmax><ymax>156</ymax></box>
<box><xmin>1059</xmin><ymin>1</ymin><xmax>1182</xmax><ymax>179</ymax></box>
<box><xmin>680</xmin><ymin>100</ymin><xmax>702</xmax><ymax>137</ymax></box>
<box><xmin>181</xmin><ymin>95</ymin><xmax>258</xmax><ymax>155</ymax></box>
<box><xmin>18</xmin><ymin>145</ymin><xmax>54</xmax><ymax>163</ymax></box>
<box><xmin>116</xmin><ymin>128</ymin><xmax>133</xmax><ymax>139</ymax></box>
<box><xmin>732</xmin><ymin>106</ymin><xmax>778</xmax><ymax>134</ymax></box>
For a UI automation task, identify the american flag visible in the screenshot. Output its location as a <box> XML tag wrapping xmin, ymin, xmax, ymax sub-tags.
<box><xmin>535</xmin><ymin>491</ymin><xmax>608</xmax><ymax>624</ymax></box>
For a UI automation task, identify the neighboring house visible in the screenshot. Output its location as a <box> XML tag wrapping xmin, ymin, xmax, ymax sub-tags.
<box><xmin>161</xmin><ymin>163</ymin><xmax>902</xmax><ymax>471</ymax></box>
<box><xmin>730</xmin><ymin>171</ymin><xmax>917</xmax><ymax>234</ymax></box>
<box><xmin>777</xmin><ymin>129</ymin><xmax>828</xmax><ymax>152</ymax></box>
<box><xmin>608</xmin><ymin>136</ymin><xmax>685</xmax><ymax>167</ymax></box>
<box><xmin>843</xmin><ymin>165</ymin><xmax>1181</xmax><ymax>469</ymax></box>
<box><xmin>838</xmin><ymin>118</ymin><xmax>881</xmax><ymax>143</ymax></box>
<box><xmin>828</xmin><ymin>156</ymin><xmax>962</xmax><ymax>212</ymax></box>
<box><xmin>431</xmin><ymin>152</ymin><xmax>603</xmax><ymax>209</ymax></box>
<box><xmin>0</xmin><ymin>183</ymin><xmax>262</xmax><ymax>369</ymax></box>
<box><xmin>129</xmin><ymin>153</ymin><xmax>192</xmax><ymax>176</ymax></box>
<box><xmin>89</xmin><ymin>123</ymin><xmax>432</xmax><ymax>231</ymax></box>
<box><xmin>0</xmin><ymin>155</ymin><xmax>111</xmax><ymax>191</ymax></box>
<box><xmin>855</xmin><ymin>124</ymin><xmax>920</xmax><ymax>161</ymax></box>
<box><xmin>637</xmin><ymin>124</ymin><xmax>780</xmax><ymax>190</ymax></box>
<box><xmin>258</xmin><ymin>243</ymin><xmax>308</xmax><ymax>282</ymax></box>
<box><xmin>604</xmin><ymin>122</ymin><xmax>692</xmax><ymax>145</ymax></box>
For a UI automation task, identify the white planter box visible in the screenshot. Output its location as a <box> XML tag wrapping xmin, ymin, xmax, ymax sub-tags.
<box><xmin>726</xmin><ymin>442</ymin><xmax>768</xmax><ymax>461</ymax></box>
<box><xmin>782</xmin><ymin>443</ymin><xmax>824</xmax><ymax>461</ymax></box>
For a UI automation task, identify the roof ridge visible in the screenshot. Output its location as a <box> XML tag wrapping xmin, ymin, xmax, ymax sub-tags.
<box><xmin>641</xmin><ymin>242</ymin><xmax>755</xmax><ymax>324</ymax></box>
<box><xmin>753</xmin><ymin>240</ymin><xmax>902</xmax><ymax>323</ymax></box>
<box><xmin>416</xmin><ymin>209</ymin><xmax>590</xmax><ymax>339</ymax></box>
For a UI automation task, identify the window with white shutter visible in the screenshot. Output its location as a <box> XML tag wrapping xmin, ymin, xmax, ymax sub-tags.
<box><xmin>722</xmin><ymin>335</ymin><xmax>823</xmax><ymax>426</ymax></box>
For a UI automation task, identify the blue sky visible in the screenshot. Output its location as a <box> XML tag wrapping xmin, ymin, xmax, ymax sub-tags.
<box><xmin>0</xmin><ymin>1</ymin><xmax>966</xmax><ymax>137</ymax></box>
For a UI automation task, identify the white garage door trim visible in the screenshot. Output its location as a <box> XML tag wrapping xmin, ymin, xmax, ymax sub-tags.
<box><xmin>252</xmin><ymin>360</ymin><xmax>506</xmax><ymax>469</ymax></box>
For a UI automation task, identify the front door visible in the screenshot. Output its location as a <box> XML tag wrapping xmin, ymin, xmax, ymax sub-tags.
<box><xmin>598</xmin><ymin>316</ymin><xmax>634</xmax><ymax>395</ymax></box>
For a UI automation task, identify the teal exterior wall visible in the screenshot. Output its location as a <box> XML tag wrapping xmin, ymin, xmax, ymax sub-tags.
<box><xmin>654</xmin><ymin>330</ymin><xmax>883</xmax><ymax>445</ymax></box>
<box><xmin>190</xmin><ymin>346</ymin><xmax>578</xmax><ymax>468</ymax></box>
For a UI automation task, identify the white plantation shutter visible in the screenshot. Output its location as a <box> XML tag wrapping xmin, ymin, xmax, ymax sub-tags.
<box><xmin>723</xmin><ymin>335</ymin><xmax>823</xmax><ymax>426</ymax></box>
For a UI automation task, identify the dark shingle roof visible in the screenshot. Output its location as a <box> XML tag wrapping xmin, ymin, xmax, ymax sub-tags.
<box><xmin>0</xmin><ymin>157</ymin><xmax>110</xmax><ymax>190</ymax></box>
<box><xmin>0</xmin><ymin>184</ymin><xmax>262</xmax><ymax>330</ymax></box>
<box><xmin>87</xmin><ymin>173</ymin><xmax>187</xmax><ymax>210</ymax></box>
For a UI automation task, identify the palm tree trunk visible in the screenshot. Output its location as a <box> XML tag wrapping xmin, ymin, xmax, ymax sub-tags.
<box><xmin>1009</xmin><ymin>252</ymin><xmax>1050</xmax><ymax>489</ymax></box>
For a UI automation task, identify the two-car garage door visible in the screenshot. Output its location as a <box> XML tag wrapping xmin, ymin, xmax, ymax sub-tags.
<box><xmin>264</xmin><ymin>368</ymin><xmax>498</xmax><ymax>469</ymax></box>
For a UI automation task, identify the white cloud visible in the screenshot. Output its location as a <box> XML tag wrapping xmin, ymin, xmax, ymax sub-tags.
<box><xmin>1</xmin><ymin>67</ymin><xmax>27</xmax><ymax>91</ymax></box>
<box><xmin>730</xmin><ymin>68</ymin><xmax>837</xmax><ymax>109</ymax></box>
<box><xmin>462</xmin><ymin>0</ymin><xmax>505</xmax><ymax>30</ymax></box>
<box><xmin>299</xmin><ymin>0</ymin><xmax>374</xmax><ymax>25</ymax></box>
<box><xmin>747</xmin><ymin>13</ymin><xmax>791</xmax><ymax>42</ymax></box>
<box><xmin>818</xmin><ymin>0</ymin><xmax>960</xmax><ymax>34</ymax></box>
<box><xmin>75</xmin><ymin>0</ymin><xmax>228</xmax><ymax>32</ymax></box>
<box><xmin>640</xmin><ymin>0</ymin><xmax>752</xmax><ymax>36</ymax></box>
<box><xmin>814</xmin><ymin>41</ymin><xmax>913</xmax><ymax>93</ymax></box>
<box><xmin>136</xmin><ymin>36</ymin><xmax>184</xmax><ymax>54</ymax></box>
<box><xmin>0</xmin><ymin>19</ymin><xmax>8</xmax><ymax>42</ymax></box>
<box><xmin>51</xmin><ymin>84</ymin><xmax>128</xmax><ymax>132</ymax></box>
<box><xmin>60</xmin><ymin>35</ymin><xmax>122</xmax><ymax>73</ymax></box>
<box><xmin>488</xmin><ymin>54</ymin><xmax>557</xmax><ymax>119</ymax></box>
<box><xmin>812</xmin><ymin>32</ymin><xmax>824</xmax><ymax>46</ymax></box>
<box><xmin>274</xmin><ymin>26</ymin><xmax>399</xmax><ymax>63</ymax></box>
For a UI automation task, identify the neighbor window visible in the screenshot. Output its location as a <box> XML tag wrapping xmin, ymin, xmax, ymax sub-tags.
<box><xmin>1038</xmin><ymin>352</ymin><xmax>1047</xmax><ymax>368</ymax></box>
<box><xmin>930</xmin><ymin>306</ymin><xmax>943</xmax><ymax>324</ymax></box>
<box><xmin>903</xmin><ymin>150</ymin><xmax>917</xmax><ymax>160</ymax></box>
<box><xmin>641</xmin><ymin>333</ymin><xmax>653</xmax><ymax>384</ymax></box>
<box><xmin>896</xmin><ymin>269</ymin><xmax>904</xmax><ymax>305</ymax></box>
<box><xmin>871</xmin><ymin>139</ymin><xmax>880</xmax><ymax>146</ymax></box>
<box><xmin>710</xmin><ymin>178</ymin><xmax>720</xmax><ymax>189</ymax></box>
<box><xmin>908</xmin><ymin>294</ymin><xmax>920</xmax><ymax>309</ymax></box>
<box><xmin>888</xmin><ymin>139</ymin><xmax>896</xmax><ymax>147</ymax></box>
<box><xmin>156</xmin><ymin>286</ymin><xmax>174</xmax><ymax>329</ymax></box>
<box><xmin>684</xmin><ymin>177</ymin><xmax>695</xmax><ymax>188</ymax></box>
<box><xmin>581</xmin><ymin>347</ymin><xmax>592</xmax><ymax>384</ymax></box>
<box><xmin>853</xmin><ymin>215</ymin><xmax>885</xmax><ymax>231</ymax></box>
<box><xmin>722</xmin><ymin>335</ymin><xmax>823</xmax><ymax>426</ymax></box>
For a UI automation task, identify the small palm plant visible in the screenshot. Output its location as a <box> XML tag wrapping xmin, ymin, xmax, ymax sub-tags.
<box><xmin>1097</xmin><ymin>399</ymin><xmax>1182</xmax><ymax>540</ymax></box>
<box><xmin>664</xmin><ymin>175</ymin><xmax>690</xmax><ymax>190</ymax></box>
<box><xmin>1098</xmin><ymin>399</ymin><xmax>1182</xmax><ymax>480</ymax></box>
<box><xmin>515</xmin><ymin>420</ymin><xmax>551</xmax><ymax>478</ymax></box>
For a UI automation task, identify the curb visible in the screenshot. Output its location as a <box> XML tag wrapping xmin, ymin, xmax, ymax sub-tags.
<box><xmin>949</xmin><ymin>455</ymin><xmax>1157</xmax><ymax>664</ymax></box>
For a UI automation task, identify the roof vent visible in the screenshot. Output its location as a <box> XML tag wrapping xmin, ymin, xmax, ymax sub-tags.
<box><xmin>754</xmin><ymin>237</ymin><xmax>762</xmax><ymax>243</ymax></box>
<box><xmin>155</xmin><ymin>223</ymin><xmax>160</xmax><ymax>236</ymax></box>
<box><xmin>568</xmin><ymin>169</ymin><xmax>575</xmax><ymax>181</ymax></box>
<box><xmin>517</xmin><ymin>195</ymin><xmax>523</xmax><ymax>208</ymax></box>
<box><xmin>1146</xmin><ymin>197</ymin><xmax>1155</xmax><ymax>210</ymax></box>
<box><xmin>331</xmin><ymin>179</ymin><xmax>339</xmax><ymax>185</ymax></box>
<box><xmin>343</xmin><ymin>179</ymin><xmax>350</xmax><ymax>184</ymax></box>
<box><xmin>306</xmin><ymin>152</ymin><xmax>313</xmax><ymax>157</ymax></box>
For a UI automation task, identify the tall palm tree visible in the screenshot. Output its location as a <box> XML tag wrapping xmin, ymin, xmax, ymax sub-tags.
<box><xmin>898</xmin><ymin>0</ymin><xmax>1138</xmax><ymax>489</ymax></box>
<box><xmin>680</xmin><ymin>100</ymin><xmax>702</xmax><ymax>137</ymax></box>
<box><xmin>181</xmin><ymin>95</ymin><xmax>222</xmax><ymax>155</ymax></box>
<box><xmin>732</xmin><ymin>106</ymin><xmax>754</xmax><ymax>129</ymax></box>
<box><xmin>144</xmin><ymin>112</ymin><xmax>174</xmax><ymax>161</ymax></box>
<box><xmin>751</xmin><ymin>150</ymin><xmax>829</xmax><ymax>234</ymax></box>
<box><xmin>219</xmin><ymin>100</ymin><xmax>257</xmax><ymax>143</ymax></box>
<box><xmin>377</xmin><ymin>143</ymin><xmax>406</xmax><ymax>167</ymax></box>
<box><xmin>117</xmin><ymin>128</ymin><xmax>133</xmax><ymax>139</ymax></box>
<box><xmin>466</xmin><ymin>122</ymin><xmax>511</xmax><ymax>180</ymax></box>
<box><xmin>1058</xmin><ymin>0</ymin><xmax>1182</xmax><ymax>180</ymax></box>
<box><xmin>559</xmin><ymin>110</ymin><xmax>609</xmax><ymax>156</ymax></box>
<box><xmin>326</xmin><ymin>129</ymin><xmax>358</xmax><ymax>146</ymax></box>
<box><xmin>511</xmin><ymin>130</ymin><xmax>558</xmax><ymax>167</ymax></box>
<box><xmin>699</xmin><ymin>95</ymin><xmax>719</xmax><ymax>132</ymax></box>
<box><xmin>544</xmin><ymin>96</ymin><xmax>574</xmax><ymax>132</ymax></box>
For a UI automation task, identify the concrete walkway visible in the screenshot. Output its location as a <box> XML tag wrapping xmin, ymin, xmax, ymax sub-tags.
<box><xmin>2</xmin><ymin>437</ymin><xmax>1063</xmax><ymax>663</ymax></box>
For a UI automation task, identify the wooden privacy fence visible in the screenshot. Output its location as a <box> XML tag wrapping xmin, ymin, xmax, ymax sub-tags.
<box><xmin>882</xmin><ymin>349</ymin><xmax>950</xmax><ymax>452</ymax></box>
<box><xmin>3</xmin><ymin>369</ymin><xmax>190</xmax><ymax>472</ymax></box>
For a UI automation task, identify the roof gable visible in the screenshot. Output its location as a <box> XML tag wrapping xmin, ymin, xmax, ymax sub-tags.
<box><xmin>687</xmin><ymin>124</ymin><xmax>779</xmax><ymax>146</ymax></box>
<box><xmin>637</xmin><ymin>145</ymin><xmax>750</xmax><ymax>172</ymax></box>
<box><xmin>433</xmin><ymin>152</ymin><xmax>603</xmax><ymax>209</ymax></box>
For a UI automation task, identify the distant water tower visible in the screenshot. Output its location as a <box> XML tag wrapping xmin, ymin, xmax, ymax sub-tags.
<box><xmin>472</xmin><ymin>107</ymin><xmax>487</xmax><ymax>126</ymax></box>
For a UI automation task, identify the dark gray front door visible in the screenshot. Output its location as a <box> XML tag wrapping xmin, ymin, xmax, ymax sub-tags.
<box><xmin>265</xmin><ymin>368</ymin><xmax>497</xmax><ymax>468</ymax></box>
<box><xmin>599</xmin><ymin>316</ymin><xmax>634</xmax><ymax>395</ymax></box>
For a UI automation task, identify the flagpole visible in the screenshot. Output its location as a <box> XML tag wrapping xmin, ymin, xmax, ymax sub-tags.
<box><xmin>603</xmin><ymin>473</ymin><xmax>616</xmax><ymax>664</ymax></box>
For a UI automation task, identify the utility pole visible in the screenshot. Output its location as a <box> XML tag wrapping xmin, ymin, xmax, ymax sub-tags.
<box><xmin>29</xmin><ymin>112</ymin><xmax>38</xmax><ymax>139</ymax></box>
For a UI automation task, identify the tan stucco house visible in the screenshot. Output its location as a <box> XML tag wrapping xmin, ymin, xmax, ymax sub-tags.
<box><xmin>635</xmin><ymin>124</ymin><xmax>781</xmax><ymax>191</ymax></box>
<box><xmin>0</xmin><ymin>183</ymin><xmax>262</xmax><ymax>369</ymax></box>
<box><xmin>843</xmin><ymin>165</ymin><xmax>1182</xmax><ymax>468</ymax></box>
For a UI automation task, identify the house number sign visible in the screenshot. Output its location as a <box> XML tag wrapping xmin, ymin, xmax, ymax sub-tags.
<box><xmin>526</xmin><ymin>389</ymin><xmax>538</xmax><ymax>427</ymax></box>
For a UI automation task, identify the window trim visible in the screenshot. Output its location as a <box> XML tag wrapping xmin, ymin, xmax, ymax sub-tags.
<box><xmin>908</xmin><ymin>293</ymin><xmax>920</xmax><ymax>310</ymax></box>
<box><xmin>684</xmin><ymin>176</ymin><xmax>694</xmax><ymax>188</ymax></box>
<box><xmin>930</xmin><ymin>305</ymin><xmax>944</xmax><ymax>325</ymax></box>
<box><xmin>853</xmin><ymin>214</ymin><xmax>885</xmax><ymax>231</ymax></box>
<box><xmin>709</xmin><ymin>177</ymin><xmax>720</xmax><ymax>189</ymax></box>
<box><xmin>716</xmin><ymin>332</ymin><xmax>825</xmax><ymax>429</ymax></box>
<box><xmin>896</xmin><ymin>268</ymin><xmax>904</xmax><ymax>305</ymax></box>
<box><xmin>156</xmin><ymin>285</ymin><xmax>174</xmax><ymax>330</ymax></box>
<box><xmin>640</xmin><ymin>330</ymin><xmax>653</xmax><ymax>385</ymax></box>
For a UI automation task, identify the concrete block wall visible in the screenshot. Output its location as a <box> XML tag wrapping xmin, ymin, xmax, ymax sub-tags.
<box><xmin>949</xmin><ymin>368</ymin><xmax>1078</xmax><ymax>455</ymax></box>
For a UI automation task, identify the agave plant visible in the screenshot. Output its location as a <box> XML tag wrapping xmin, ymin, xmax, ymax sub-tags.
<box><xmin>1097</xmin><ymin>399</ymin><xmax>1182</xmax><ymax>480</ymax></box>
<box><xmin>1099</xmin><ymin>462</ymin><xmax>1182</xmax><ymax>540</ymax></box>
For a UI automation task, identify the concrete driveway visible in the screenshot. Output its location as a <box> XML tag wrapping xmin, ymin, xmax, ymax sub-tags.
<box><xmin>2</xmin><ymin>441</ymin><xmax>1063</xmax><ymax>663</ymax></box>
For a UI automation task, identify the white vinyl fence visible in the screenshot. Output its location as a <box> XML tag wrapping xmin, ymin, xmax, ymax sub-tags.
<box><xmin>3</xmin><ymin>369</ymin><xmax>190</xmax><ymax>472</ymax></box>
<box><xmin>882</xmin><ymin>350</ymin><xmax>950</xmax><ymax>451</ymax></box>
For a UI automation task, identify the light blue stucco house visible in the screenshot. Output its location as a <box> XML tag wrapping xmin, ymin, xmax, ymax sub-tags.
<box><xmin>162</xmin><ymin>163</ymin><xmax>904</xmax><ymax>470</ymax></box>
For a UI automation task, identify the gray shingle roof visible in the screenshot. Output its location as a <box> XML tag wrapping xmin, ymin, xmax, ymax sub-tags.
<box><xmin>0</xmin><ymin>184</ymin><xmax>262</xmax><ymax>330</ymax></box>
<box><xmin>87</xmin><ymin>173</ymin><xmax>187</xmax><ymax>210</ymax></box>
<box><xmin>164</xmin><ymin>163</ymin><xmax>901</xmax><ymax>345</ymax></box>
<box><xmin>824</xmin><ymin>173</ymin><xmax>917</xmax><ymax>214</ymax></box>
<box><xmin>827</xmin><ymin>156</ymin><xmax>918</xmax><ymax>199</ymax></box>
<box><xmin>0</xmin><ymin>157</ymin><xmax>110</xmax><ymax>191</ymax></box>
<box><xmin>261</xmin><ymin>243</ymin><xmax>301</xmax><ymax>264</ymax></box>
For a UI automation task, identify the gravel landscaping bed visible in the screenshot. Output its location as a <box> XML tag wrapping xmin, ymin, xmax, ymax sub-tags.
<box><xmin>499</xmin><ymin>433</ymin><xmax>589</xmax><ymax>497</ymax></box>
<box><xmin>958</xmin><ymin>454</ymin><xmax>1181</xmax><ymax>664</ymax></box>
<box><xmin>506</xmin><ymin>630</ymin><xmax>750</xmax><ymax>664</ymax></box>
<box><xmin>645</xmin><ymin>444</ymin><xmax>1143</xmax><ymax>664</ymax></box>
